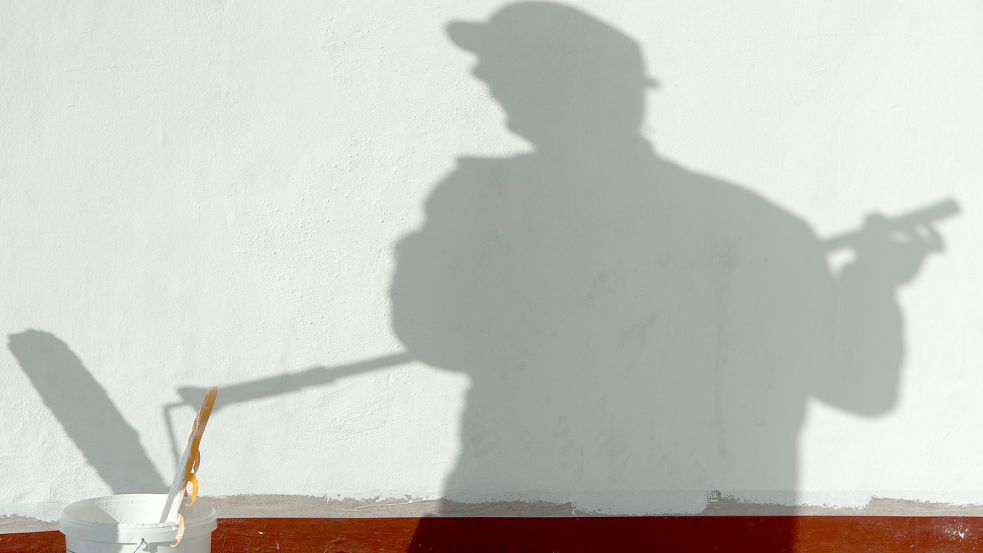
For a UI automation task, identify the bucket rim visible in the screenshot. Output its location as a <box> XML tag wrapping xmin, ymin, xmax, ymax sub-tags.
<box><xmin>60</xmin><ymin>493</ymin><xmax>216</xmax><ymax>545</ymax></box>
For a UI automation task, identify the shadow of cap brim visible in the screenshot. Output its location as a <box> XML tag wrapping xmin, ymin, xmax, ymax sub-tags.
<box><xmin>446</xmin><ymin>20</ymin><xmax>487</xmax><ymax>52</ymax></box>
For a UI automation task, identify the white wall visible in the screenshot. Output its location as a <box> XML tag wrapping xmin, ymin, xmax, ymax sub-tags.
<box><xmin>1</xmin><ymin>0</ymin><xmax>981</xmax><ymax>523</ymax></box>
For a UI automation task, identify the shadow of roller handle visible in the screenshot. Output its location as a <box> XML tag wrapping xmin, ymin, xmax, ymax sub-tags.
<box><xmin>165</xmin><ymin>354</ymin><xmax>414</xmax><ymax>478</ymax></box>
<box><xmin>823</xmin><ymin>198</ymin><xmax>960</xmax><ymax>252</ymax></box>
<box><xmin>175</xmin><ymin>352</ymin><xmax>414</xmax><ymax>412</ymax></box>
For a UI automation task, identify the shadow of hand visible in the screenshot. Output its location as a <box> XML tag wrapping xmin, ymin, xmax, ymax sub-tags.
<box><xmin>848</xmin><ymin>213</ymin><xmax>945</xmax><ymax>286</ymax></box>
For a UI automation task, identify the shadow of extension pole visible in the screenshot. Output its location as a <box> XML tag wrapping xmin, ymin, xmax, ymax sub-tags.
<box><xmin>164</xmin><ymin>352</ymin><xmax>414</xmax><ymax>463</ymax></box>
<box><xmin>822</xmin><ymin>199</ymin><xmax>959</xmax><ymax>252</ymax></box>
<box><xmin>164</xmin><ymin>198</ymin><xmax>959</xmax><ymax>462</ymax></box>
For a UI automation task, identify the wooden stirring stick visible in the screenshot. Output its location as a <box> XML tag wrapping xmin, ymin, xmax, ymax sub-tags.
<box><xmin>160</xmin><ymin>387</ymin><xmax>218</xmax><ymax>525</ymax></box>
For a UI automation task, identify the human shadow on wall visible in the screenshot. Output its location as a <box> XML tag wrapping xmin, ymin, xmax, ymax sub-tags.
<box><xmin>3</xmin><ymin>2</ymin><xmax>958</xmax><ymax>544</ymax></box>
<box><xmin>391</xmin><ymin>2</ymin><xmax>953</xmax><ymax>550</ymax></box>
<box><xmin>8</xmin><ymin>330</ymin><xmax>167</xmax><ymax>494</ymax></box>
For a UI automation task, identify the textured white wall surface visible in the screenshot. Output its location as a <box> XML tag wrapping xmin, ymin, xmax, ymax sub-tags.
<box><xmin>2</xmin><ymin>1</ymin><xmax>982</xmax><ymax>524</ymax></box>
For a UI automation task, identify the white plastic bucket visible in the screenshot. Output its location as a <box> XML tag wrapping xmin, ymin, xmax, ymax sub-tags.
<box><xmin>60</xmin><ymin>494</ymin><xmax>217</xmax><ymax>553</ymax></box>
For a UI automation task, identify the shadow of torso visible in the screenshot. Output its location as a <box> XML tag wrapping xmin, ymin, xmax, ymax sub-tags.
<box><xmin>392</xmin><ymin>141</ymin><xmax>834</xmax><ymax>516</ymax></box>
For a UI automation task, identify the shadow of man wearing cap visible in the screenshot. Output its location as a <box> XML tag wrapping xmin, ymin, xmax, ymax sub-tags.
<box><xmin>391</xmin><ymin>2</ymin><xmax>944</xmax><ymax>549</ymax></box>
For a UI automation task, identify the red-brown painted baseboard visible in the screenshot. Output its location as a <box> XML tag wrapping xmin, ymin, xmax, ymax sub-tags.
<box><xmin>3</xmin><ymin>516</ymin><xmax>982</xmax><ymax>552</ymax></box>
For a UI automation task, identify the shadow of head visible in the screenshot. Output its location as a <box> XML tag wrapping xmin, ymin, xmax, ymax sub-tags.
<box><xmin>447</xmin><ymin>2</ymin><xmax>657</xmax><ymax>146</ymax></box>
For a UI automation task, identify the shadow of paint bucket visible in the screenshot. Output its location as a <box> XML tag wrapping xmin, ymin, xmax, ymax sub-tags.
<box><xmin>60</xmin><ymin>494</ymin><xmax>217</xmax><ymax>553</ymax></box>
